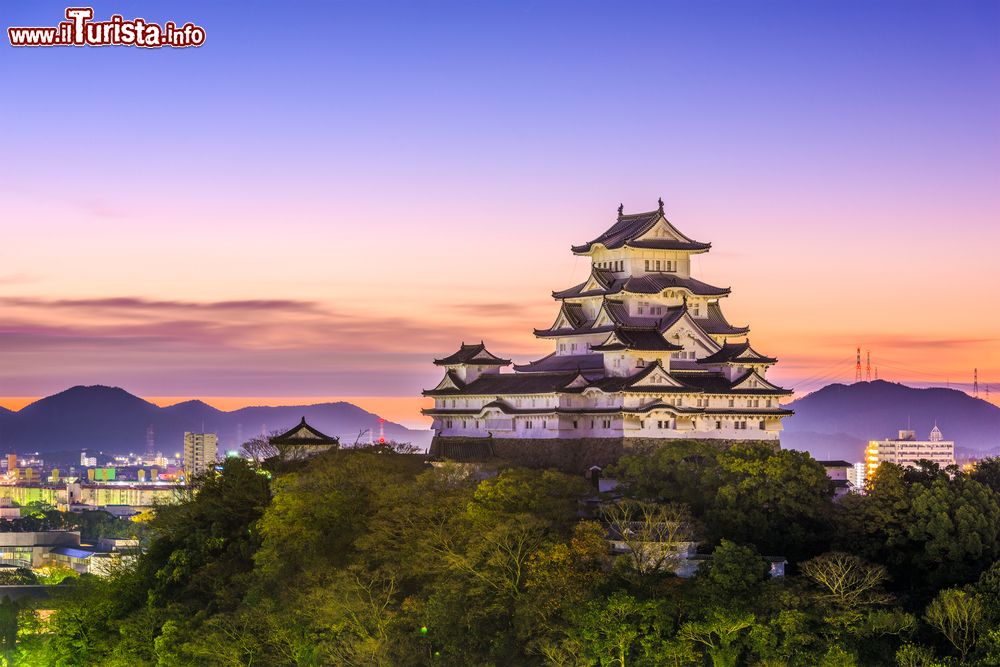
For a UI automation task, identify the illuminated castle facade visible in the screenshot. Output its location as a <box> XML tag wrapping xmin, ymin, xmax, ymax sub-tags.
<box><xmin>423</xmin><ymin>200</ymin><xmax>792</xmax><ymax>444</ymax></box>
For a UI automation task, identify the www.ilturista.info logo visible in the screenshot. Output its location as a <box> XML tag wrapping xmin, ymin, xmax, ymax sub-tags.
<box><xmin>8</xmin><ymin>7</ymin><xmax>205</xmax><ymax>48</ymax></box>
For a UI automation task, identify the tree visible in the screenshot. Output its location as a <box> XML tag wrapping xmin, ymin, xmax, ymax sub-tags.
<box><xmin>894</xmin><ymin>643</ymin><xmax>939</xmax><ymax>667</ymax></box>
<box><xmin>678</xmin><ymin>608</ymin><xmax>755</xmax><ymax>667</ymax></box>
<box><xmin>694</xmin><ymin>540</ymin><xmax>770</xmax><ymax>606</ymax></box>
<box><xmin>518</xmin><ymin>521</ymin><xmax>610</xmax><ymax>643</ymax></box>
<box><xmin>604</xmin><ymin>500</ymin><xmax>693</xmax><ymax>575</ymax></box>
<box><xmin>707</xmin><ymin>444</ymin><xmax>836</xmax><ymax>560</ymax></box>
<box><xmin>969</xmin><ymin>457</ymin><xmax>1000</xmax><ymax>493</ymax></box>
<box><xmin>924</xmin><ymin>588</ymin><xmax>984</xmax><ymax>662</ymax></box>
<box><xmin>800</xmin><ymin>552</ymin><xmax>891</xmax><ymax>608</ymax></box>
<box><xmin>906</xmin><ymin>476</ymin><xmax>1000</xmax><ymax>587</ymax></box>
<box><xmin>576</xmin><ymin>591</ymin><xmax>660</xmax><ymax>667</ymax></box>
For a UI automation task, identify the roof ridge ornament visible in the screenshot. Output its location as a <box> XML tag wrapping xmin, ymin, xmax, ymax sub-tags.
<box><xmin>617</xmin><ymin>203</ymin><xmax>624</xmax><ymax>219</ymax></box>
<box><xmin>658</xmin><ymin>197</ymin><xmax>664</xmax><ymax>215</ymax></box>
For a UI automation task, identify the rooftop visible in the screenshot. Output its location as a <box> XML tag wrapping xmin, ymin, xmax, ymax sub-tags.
<box><xmin>571</xmin><ymin>201</ymin><xmax>711</xmax><ymax>254</ymax></box>
<box><xmin>269</xmin><ymin>417</ymin><xmax>340</xmax><ymax>446</ymax></box>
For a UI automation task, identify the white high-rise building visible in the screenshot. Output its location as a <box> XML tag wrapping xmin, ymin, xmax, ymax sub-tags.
<box><xmin>865</xmin><ymin>424</ymin><xmax>955</xmax><ymax>479</ymax></box>
<box><xmin>183</xmin><ymin>432</ymin><xmax>218</xmax><ymax>477</ymax></box>
<box><xmin>423</xmin><ymin>200</ymin><xmax>793</xmax><ymax>447</ymax></box>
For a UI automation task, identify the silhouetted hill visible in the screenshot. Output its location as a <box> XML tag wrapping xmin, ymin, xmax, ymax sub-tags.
<box><xmin>0</xmin><ymin>385</ymin><xmax>431</xmax><ymax>462</ymax></box>
<box><xmin>783</xmin><ymin>380</ymin><xmax>1000</xmax><ymax>460</ymax></box>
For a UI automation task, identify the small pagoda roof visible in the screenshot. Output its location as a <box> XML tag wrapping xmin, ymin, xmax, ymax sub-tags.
<box><xmin>269</xmin><ymin>417</ymin><xmax>340</xmax><ymax>446</ymax></box>
<box><xmin>697</xmin><ymin>341</ymin><xmax>777</xmax><ymax>365</ymax></box>
<box><xmin>571</xmin><ymin>202</ymin><xmax>711</xmax><ymax>254</ymax></box>
<box><xmin>434</xmin><ymin>342</ymin><xmax>511</xmax><ymax>366</ymax></box>
<box><xmin>591</xmin><ymin>328</ymin><xmax>684</xmax><ymax>352</ymax></box>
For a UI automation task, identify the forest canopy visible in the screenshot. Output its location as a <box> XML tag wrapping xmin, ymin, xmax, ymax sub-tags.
<box><xmin>18</xmin><ymin>443</ymin><xmax>1000</xmax><ymax>666</ymax></box>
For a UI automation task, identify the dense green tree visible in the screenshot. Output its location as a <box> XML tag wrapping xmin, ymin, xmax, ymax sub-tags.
<box><xmin>969</xmin><ymin>457</ymin><xmax>1000</xmax><ymax>494</ymax></box>
<box><xmin>693</xmin><ymin>540</ymin><xmax>769</xmax><ymax>608</ymax></box>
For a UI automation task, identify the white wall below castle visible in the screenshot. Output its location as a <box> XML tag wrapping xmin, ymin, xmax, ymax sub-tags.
<box><xmin>432</xmin><ymin>416</ymin><xmax>781</xmax><ymax>440</ymax></box>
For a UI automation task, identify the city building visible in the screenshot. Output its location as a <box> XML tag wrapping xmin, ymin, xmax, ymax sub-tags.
<box><xmin>183</xmin><ymin>432</ymin><xmax>218</xmax><ymax>476</ymax></box>
<box><xmin>816</xmin><ymin>460</ymin><xmax>855</xmax><ymax>498</ymax></box>
<box><xmin>0</xmin><ymin>480</ymin><xmax>182</xmax><ymax>514</ymax></box>
<box><xmin>45</xmin><ymin>537</ymin><xmax>139</xmax><ymax>575</ymax></box>
<box><xmin>865</xmin><ymin>424</ymin><xmax>956</xmax><ymax>479</ymax></box>
<box><xmin>423</xmin><ymin>200</ymin><xmax>793</xmax><ymax>454</ymax></box>
<box><xmin>80</xmin><ymin>451</ymin><xmax>97</xmax><ymax>467</ymax></box>
<box><xmin>0</xmin><ymin>531</ymin><xmax>81</xmax><ymax>568</ymax></box>
<box><xmin>0</xmin><ymin>498</ymin><xmax>21</xmax><ymax>521</ymax></box>
<box><xmin>852</xmin><ymin>462</ymin><xmax>866</xmax><ymax>493</ymax></box>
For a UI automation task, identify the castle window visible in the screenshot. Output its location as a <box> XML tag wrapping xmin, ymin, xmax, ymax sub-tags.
<box><xmin>655</xmin><ymin>260</ymin><xmax>661</xmax><ymax>271</ymax></box>
<box><xmin>462</xmin><ymin>421</ymin><xmax>467</xmax><ymax>428</ymax></box>
<box><xmin>729</xmin><ymin>399</ymin><xmax>735</xmax><ymax>407</ymax></box>
<box><xmin>445</xmin><ymin>420</ymin><xmax>453</xmax><ymax>428</ymax></box>
<box><xmin>645</xmin><ymin>260</ymin><xmax>650</xmax><ymax>271</ymax></box>
<box><xmin>525</xmin><ymin>420</ymin><xmax>533</xmax><ymax>429</ymax></box>
<box><xmin>475</xmin><ymin>420</ymin><xmax>479</xmax><ymax>429</ymax></box>
<box><xmin>759</xmin><ymin>421</ymin><xmax>766</xmax><ymax>430</ymax></box>
<box><xmin>573</xmin><ymin>420</ymin><xmax>578</xmax><ymax>429</ymax></box>
<box><xmin>715</xmin><ymin>421</ymin><xmax>722</xmax><ymax>430</ymax></box>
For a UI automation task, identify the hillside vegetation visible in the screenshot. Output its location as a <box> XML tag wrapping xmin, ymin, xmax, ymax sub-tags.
<box><xmin>17</xmin><ymin>442</ymin><xmax>1000</xmax><ymax>666</ymax></box>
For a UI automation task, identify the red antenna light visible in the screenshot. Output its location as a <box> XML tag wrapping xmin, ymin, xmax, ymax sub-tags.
<box><xmin>378</xmin><ymin>418</ymin><xmax>385</xmax><ymax>444</ymax></box>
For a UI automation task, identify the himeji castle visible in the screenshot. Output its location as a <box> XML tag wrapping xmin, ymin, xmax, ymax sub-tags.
<box><xmin>423</xmin><ymin>199</ymin><xmax>793</xmax><ymax>455</ymax></box>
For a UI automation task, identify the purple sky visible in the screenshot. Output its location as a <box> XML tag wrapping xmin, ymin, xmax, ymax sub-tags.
<box><xmin>2</xmin><ymin>1</ymin><xmax>998</xmax><ymax>426</ymax></box>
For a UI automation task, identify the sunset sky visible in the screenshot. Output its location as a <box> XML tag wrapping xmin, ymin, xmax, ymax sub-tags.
<box><xmin>2</xmin><ymin>1</ymin><xmax>998</xmax><ymax>427</ymax></box>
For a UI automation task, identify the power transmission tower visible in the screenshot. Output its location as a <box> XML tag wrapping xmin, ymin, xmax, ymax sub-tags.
<box><xmin>866</xmin><ymin>350</ymin><xmax>871</xmax><ymax>382</ymax></box>
<box><xmin>855</xmin><ymin>347</ymin><xmax>862</xmax><ymax>383</ymax></box>
<box><xmin>974</xmin><ymin>368</ymin><xmax>979</xmax><ymax>398</ymax></box>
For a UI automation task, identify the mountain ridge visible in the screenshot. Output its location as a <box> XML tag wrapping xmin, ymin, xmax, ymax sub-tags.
<box><xmin>783</xmin><ymin>380</ymin><xmax>1000</xmax><ymax>461</ymax></box>
<box><xmin>0</xmin><ymin>385</ymin><xmax>432</xmax><ymax>461</ymax></box>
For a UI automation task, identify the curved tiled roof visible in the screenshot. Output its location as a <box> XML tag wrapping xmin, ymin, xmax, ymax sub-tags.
<box><xmin>697</xmin><ymin>341</ymin><xmax>777</xmax><ymax>365</ymax></box>
<box><xmin>269</xmin><ymin>417</ymin><xmax>341</xmax><ymax>446</ymax></box>
<box><xmin>571</xmin><ymin>205</ymin><xmax>711</xmax><ymax>254</ymax></box>
<box><xmin>703</xmin><ymin>301</ymin><xmax>749</xmax><ymax>336</ymax></box>
<box><xmin>553</xmin><ymin>270</ymin><xmax>728</xmax><ymax>299</ymax></box>
<box><xmin>591</xmin><ymin>328</ymin><xmax>684</xmax><ymax>352</ymax></box>
<box><xmin>513</xmin><ymin>352</ymin><xmax>605</xmax><ymax>373</ymax></box>
<box><xmin>622</xmin><ymin>274</ymin><xmax>729</xmax><ymax>296</ymax></box>
<box><xmin>434</xmin><ymin>342</ymin><xmax>511</xmax><ymax>366</ymax></box>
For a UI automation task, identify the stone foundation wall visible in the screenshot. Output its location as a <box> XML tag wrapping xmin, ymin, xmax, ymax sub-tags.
<box><xmin>429</xmin><ymin>436</ymin><xmax>780</xmax><ymax>474</ymax></box>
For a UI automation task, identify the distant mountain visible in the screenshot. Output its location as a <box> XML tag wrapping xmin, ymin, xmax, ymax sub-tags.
<box><xmin>0</xmin><ymin>386</ymin><xmax>432</xmax><ymax>462</ymax></box>
<box><xmin>783</xmin><ymin>380</ymin><xmax>1000</xmax><ymax>461</ymax></box>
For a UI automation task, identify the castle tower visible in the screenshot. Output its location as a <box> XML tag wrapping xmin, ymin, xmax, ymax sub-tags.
<box><xmin>422</xmin><ymin>200</ymin><xmax>793</xmax><ymax>449</ymax></box>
